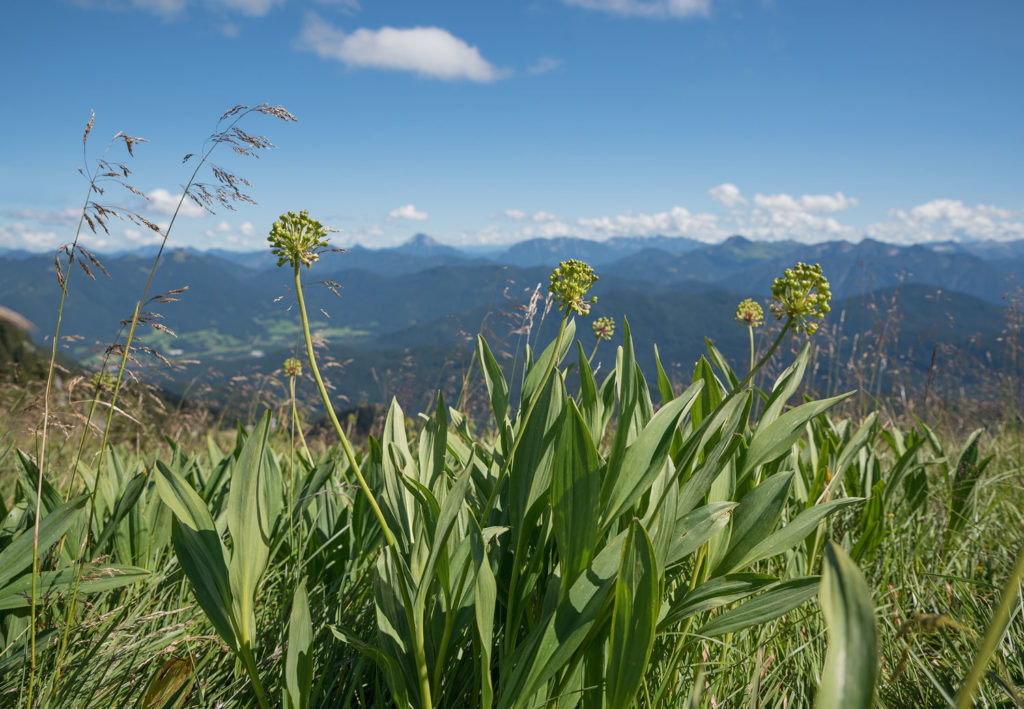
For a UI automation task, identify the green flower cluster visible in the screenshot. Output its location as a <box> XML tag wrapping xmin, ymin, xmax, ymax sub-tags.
<box><xmin>282</xmin><ymin>357</ymin><xmax>303</xmax><ymax>377</ymax></box>
<box><xmin>769</xmin><ymin>262</ymin><xmax>832</xmax><ymax>334</ymax></box>
<box><xmin>268</xmin><ymin>210</ymin><xmax>330</xmax><ymax>268</ymax></box>
<box><xmin>549</xmin><ymin>259</ymin><xmax>598</xmax><ymax>316</ymax></box>
<box><xmin>592</xmin><ymin>316</ymin><xmax>615</xmax><ymax>341</ymax></box>
<box><xmin>734</xmin><ymin>298</ymin><xmax>764</xmax><ymax>328</ymax></box>
<box><xmin>91</xmin><ymin>370</ymin><xmax>115</xmax><ymax>392</ymax></box>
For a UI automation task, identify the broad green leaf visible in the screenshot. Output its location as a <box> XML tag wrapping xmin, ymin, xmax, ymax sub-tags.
<box><xmin>284</xmin><ymin>579</ymin><xmax>313</xmax><ymax>709</ymax></box>
<box><xmin>815</xmin><ymin>543</ymin><xmax>878</xmax><ymax>709</ymax></box>
<box><xmin>94</xmin><ymin>472</ymin><xmax>146</xmax><ymax>552</ymax></box>
<box><xmin>521</xmin><ymin>318</ymin><xmax>575</xmax><ymax>410</ymax></box>
<box><xmin>607</xmin><ymin>520</ymin><xmax>660</xmax><ymax>709</ymax></box>
<box><xmin>703</xmin><ymin>338</ymin><xmax>740</xmax><ymax>391</ymax></box>
<box><xmin>946</xmin><ymin>428</ymin><xmax>987</xmax><ymax>547</ymax></box>
<box><xmin>471</xmin><ymin>521</ymin><xmax>497</xmax><ymax>709</ymax></box>
<box><xmin>498</xmin><ymin>531</ymin><xmax>627</xmax><ymax>709</ymax></box>
<box><xmin>415</xmin><ymin>461</ymin><xmax>471</xmax><ymax>611</ymax></box>
<box><xmin>228</xmin><ymin>410</ymin><xmax>273</xmax><ymax>649</ymax></box>
<box><xmin>759</xmin><ymin>344</ymin><xmax>810</xmax><ymax>427</ymax></box>
<box><xmin>660</xmin><ymin>573</ymin><xmax>775</xmax><ymax>630</ymax></box>
<box><xmin>712</xmin><ymin>472</ymin><xmax>794</xmax><ymax>576</ymax></box>
<box><xmin>140</xmin><ymin>655</ymin><xmax>196</xmax><ymax>709</ymax></box>
<box><xmin>676</xmin><ymin>391</ymin><xmax>751</xmax><ymax>516</ymax></box>
<box><xmin>577</xmin><ymin>340</ymin><xmax>605</xmax><ymax>445</ymax></box>
<box><xmin>0</xmin><ymin>494</ymin><xmax>87</xmax><ymax>589</ymax></box>
<box><xmin>741</xmin><ymin>392</ymin><xmax>853</xmax><ymax>481</ymax></box>
<box><xmin>724</xmin><ymin>497</ymin><xmax>863</xmax><ymax>574</ymax></box>
<box><xmin>698</xmin><ymin>576</ymin><xmax>820</xmax><ymax>637</ymax></box>
<box><xmin>551</xmin><ymin>399</ymin><xmax>602</xmax><ymax>589</ymax></box>
<box><xmin>478</xmin><ymin>334</ymin><xmax>510</xmax><ymax>435</ymax></box>
<box><xmin>154</xmin><ymin>461</ymin><xmax>236</xmax><ymax>651</ymax></box>
<box><xmin>601</xmin><ymin>380</ymin><xmax>703</xmax><ymax>531</ymax></box>
<box><xmin>666</xmin><ymin>502</ymin><xmax>737</xmax><ymax>567</ymax></box>
<box><xmin>654</xmin><ymin>343</ymin><xmax>675</xmax><ymax>404</ymax></box>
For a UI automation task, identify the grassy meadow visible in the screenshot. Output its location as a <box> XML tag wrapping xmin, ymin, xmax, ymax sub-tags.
<box><xmin>0</xmin><ymin>107</ymin><xmax>1023</xmax><ymax>709</ymax></box>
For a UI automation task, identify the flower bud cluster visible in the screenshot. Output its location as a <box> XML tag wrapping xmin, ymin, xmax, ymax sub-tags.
<box><xmin>282</xmin><ymin>357</ymin><xmax>303</xmax><ymax>377</ymax></box>
<box><xmin>592</xmin><ymin>316</ymin><xmax>615</xmax><ymax>341</ymax></box>
<box><xmin>734</xmin><ymin>299</ymin><xmax>764</xmax><ymax>328</ymax></box>
<box><xmin>268</xmin><ymin>210</ymin><xmax>330</xmax><ymax>268</ymax></box>
<box><xmin>769</xmin><ymin>262</ymin><xmax>832</xmax><ymax>334</ymax></box>
<box><xmin>548</xmin><ymin>259</ymin><xmax>598</xmax><ymax>316</ymax></box>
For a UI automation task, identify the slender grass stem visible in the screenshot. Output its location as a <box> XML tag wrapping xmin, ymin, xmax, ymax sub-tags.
<box><xmin>955</xmin><ymin>543</ymin><xmax>1024</xmax><ymax>708</ymax></box>
<box><xmin>28</xmin><ymin>165</ymin><xmax>100</xmax><ymax>708</ymax></box>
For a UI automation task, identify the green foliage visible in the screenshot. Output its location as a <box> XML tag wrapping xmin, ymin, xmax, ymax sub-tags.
<box><xmin>3</xmin><ymin>255</ymin><xmax>1023</xmax><ymax>708</ymax></box>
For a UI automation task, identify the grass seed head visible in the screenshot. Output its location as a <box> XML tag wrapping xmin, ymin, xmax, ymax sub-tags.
<box><xmin>769</xmin><ymin>262</ymin><xmax>832</xmax><ymax>334</ymax></box>
<box><xmin>549</xmin><ymin>259</ymin><xmax>598</xmax><ymax>316</ymax></box>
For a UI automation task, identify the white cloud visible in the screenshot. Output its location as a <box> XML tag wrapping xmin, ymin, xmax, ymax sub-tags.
<box><xmin>528</xmin><ymin>56</ymin><xmax>562</xmax><ymax>75</ymax></box>
<box><xmin>504</xmin><ymin>209</ymin><xmax>526</xmax><ymax>221</ymax></box>
<box><xmin>130</xmin><ymin>0</ymin><xmax>186</xmax><ymax>14</ymax></box>
<box><xmin>708</xmin><ymin>183</ymin><xmax>747</xmax><ymax>207</ymax></box>
<box><xmin>239</xmin><ymin>221</ymin><xmax>255</xmax><ymax>236</ymax></box>
<box><xmin>297</xmin><ymin>14</ymin><xmax>507</xmax><ymax>82</ymax></box>
<box><xmin>753</xmin><ymin>191</ymin><xmax>858</xmax><ymax>214</ymax></box>
<box><xmin>532</xmin><ymin>210</ymin><xmax>559</xmax><ymax>222</ymax></box>
<box><xmin>578</xmin><ymin>205</ymin><xmax>722</xmax><ymax>240</ymax></box>
<box><xmin>215</xmin><ymin>0</ymin><xmax>283</xmax><ymax>16</ymax></box>
<box><xmin>388</xmin><ymin>203</ymin><xmax>429</xmax><ymax>221</ymax></box>
<box><xmin>5</xmin><ymin>207</ymin><xmax>82</xmax><ymax>225</ymax></box>
<box><xmin>148</xmin><ymin>188</ymin><xmax>206</xmax><ymax>218</ymax></box>
<box><xmin>865</xmin><ymin>199</ymin><xmax>1024</xmax><ymax>244</ymax></box>
<box><xmin>564</xmin><ymin>0</ymin><xmax>710</xmax><ymax>19</ymax></box>
<box><xmin>314</xmin><ymin>0</ymin><xmax>361</xmax><ymax>11</ymax></box>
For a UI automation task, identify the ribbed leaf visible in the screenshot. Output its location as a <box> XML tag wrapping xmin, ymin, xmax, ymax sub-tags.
<box><xmin>498</xmin><ymin>532</ymin><xmax>626</xmax><ymax>709</ymax></box>
<box><xmin>741</xmin><ymin>392</ymin><xmax>853</xmax><ymax>480</ymax></box>
<box><xmin>0</xmin><ymin>494</ymin><xmax>87</xmax><ymax>589</ymax></box>
<box><xmin>724</xmin><ymin>497</ymin><xmax>863</xmax><ymax>574</ymax></box>
<box><xmin>154</xmin><ymin>461</ymin><xmax>236</xmax><ymax>651</ymax></box>
<box><xmin>815</xmin><ymin>543</ymin><xmax>878</xmax><ymax>709</ymax></box>
<box><xmin>607</xmin><ymin>521</ymin><xmax>660</xmax><ymax>709</ymax></box>
<box><xmin>698</xmin><ymin>576</ymin><xmax>820</xmax><ymax>637</ymax></box>
<box><xmin>228</xmin><ymin>410</ymin><xmax>273</xmax><ymax>649</ymax></box>
<box><xmin>660</xmin><ymin>573</ymin><xmax>775</xmax><ymax>630</ymax></box>
<box><xmin>601</xmin><ymin>380</ymin><xmax>703</xmax><ymax>531</ymax></box>
<box><xmin>551</xmin><ymin>399</ymin><xmax>602</xmax><ymax>589</ymax></box>
<box><xmin>712</xmin><ymin>472</ymin><xmax>794</xmax><ymax>576</ymax></box>
<box><xmin>284</xmin><ymin>579</ymin><xmax>313</xmax><ymax>709</ymax></box>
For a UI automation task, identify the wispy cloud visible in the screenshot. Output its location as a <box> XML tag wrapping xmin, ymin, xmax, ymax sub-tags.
<box><xmin>563</xmin><ymin>0</ymin><xmax>710</xmax><ymax>20</ymax></box>
<box><xmin>297</xmin><ymin>14</ymin><xmax>507</xmax><ymax>82</ymax></box>
<box><xmin>527</xmin><ymin>56</ymin><xmax>563</xmax><ymax>75</ymax></box>
<box><xmin>148</xmin><ymin>188</ymin><xmax>206</xmax><ymax>218</ymax></box>
<box><xmin>388</xmin><ymin>203</ymin><xmax>429</xmax><ymax>221</ymax></box>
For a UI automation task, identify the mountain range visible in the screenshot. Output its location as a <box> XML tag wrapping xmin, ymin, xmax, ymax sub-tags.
<box><xmin>2</xmin><ymin>234</ymin><xmax>1021</xmax><ymax>409</ymax></box>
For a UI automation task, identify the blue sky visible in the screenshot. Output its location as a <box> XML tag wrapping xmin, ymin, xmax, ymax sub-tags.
<box><xmin>1</xmin><ymin>0</ymin><xmax>1022</xmax><ymax>252</ymax></box>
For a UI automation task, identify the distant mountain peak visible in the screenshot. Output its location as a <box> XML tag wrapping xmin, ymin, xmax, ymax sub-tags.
<box><xmin>404</xmin><ymin>233</ymin><xmax>440</xmax><ymax>248</ymax></box>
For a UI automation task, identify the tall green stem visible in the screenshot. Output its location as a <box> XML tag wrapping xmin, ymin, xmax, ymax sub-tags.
<box><xmin>292</xmin><ymin>265</ymin><xmax>433</xmax><ymax>709</ymax></box>
<box><xmin>292</xmin><ymin>265</ymin><xmax>396</xmax><ymax>550</ymax></box>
